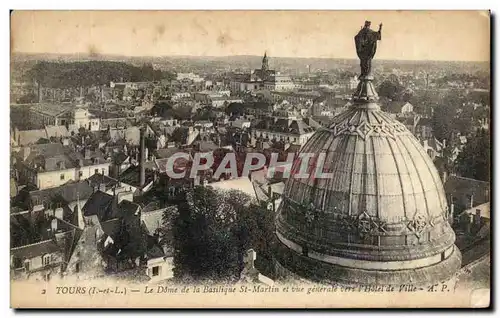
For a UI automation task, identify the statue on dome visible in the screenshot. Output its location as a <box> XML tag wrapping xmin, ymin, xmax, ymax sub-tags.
<box><xmin>354</xmin><ymin>21</ymin><xmax>382</xmax><ymax>78</ymax></box>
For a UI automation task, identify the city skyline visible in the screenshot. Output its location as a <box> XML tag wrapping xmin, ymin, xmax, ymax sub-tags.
<box><xmin>11</xmin><ymin>10</ymin><xmax>490</xmax><ymax>62</ymax></box>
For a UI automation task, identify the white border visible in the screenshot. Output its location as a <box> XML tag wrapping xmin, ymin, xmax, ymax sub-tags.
<box><xmin>2</xmin><ymin>1</ymin><xmax>497</xmax><ymax>316</ymax></box>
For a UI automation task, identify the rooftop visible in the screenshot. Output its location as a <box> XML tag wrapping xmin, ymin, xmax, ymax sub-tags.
<box><xmin>30</xmin><ymin>103</ymin><xmax>73</xmax><ymax>117</ymax></box>
<box><xmin>11</xmin><ymin>239</ymin><xmax>61</xmax><ymax>260</ymax></box>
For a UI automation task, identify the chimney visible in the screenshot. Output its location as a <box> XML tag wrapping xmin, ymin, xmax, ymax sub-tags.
<box><xmin>448</xmin><ymin>203</ymin><xmax>455</xmax><ymax>225</ymax></box>
<box><xmin>139</xmin><ymin>127</ymin><xmax>146</xmax><ymax>187</ymax></box>
<box><xmin>99</xmin><ymin>183</ymin><xmax>106</xmax><ymax>193</ymax></box>
<box><xmin>84</xmin><ymin>148</ymin><xmax>92</xmax><ymax>160</ymax></box>
<box><xmin>442</xmin><ymin>170</ymin><xmax>448</xmax><ymax>184</ymax></box>
<box><xmin>51</xmin><ymin>218</ymin><xmax>58</xmax><ymax>232</ymax></box>
<box><xmin>22</xmin><ymin>147</ymin><xmax>31</xmax><ymax>161</ymax></box>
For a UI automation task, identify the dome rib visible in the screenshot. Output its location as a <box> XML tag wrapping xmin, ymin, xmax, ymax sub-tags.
<box><xmin>386</xmin><ymin>136</ymin><xmax>408</xmax><ymax>222</ymax></box>
<box><xmin>347</xmin><ymin>135</ymin><xmax>359</xmax><ymax>217</ymax></box>
<box><xmin>408</xmin><ymin>135</ymin><xmax>448</xmax><ymax>217</ymax></box>
<box><xmin>370</xmin><ymin>136</ymin><xmax>380</xmax><ymax>220</ymax></box>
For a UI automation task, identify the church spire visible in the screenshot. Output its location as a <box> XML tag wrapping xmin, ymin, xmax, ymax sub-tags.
<box><xmin>261</xmin><ymin>51</ymin><xmax>269</xmax><ymax>72</ymax></box>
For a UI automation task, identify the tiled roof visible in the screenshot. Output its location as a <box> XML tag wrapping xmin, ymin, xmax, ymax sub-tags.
<box><xmin>21</xmin><ymin>143</ymin><xmax>108</xmax><ymax>172</ymax></box>
<box><xmin>82</xmin><ymin>190</ymin><xmax>114</xmax><ymax>219</ymax></box>
<box><xmin>254</xmin><ymin>118</ymin><xmax>315</xmax><ymax>135</ymax></box>
<box><xmin>11</xmin><ymin>239</ymin><xmax>61</xmax><ymax>259</ymax></box>
<box><xmin>100</xmin><ymin>218</ymin><xmax>122</xmax><ymax>237</ymax></box>
<box><xmin>87</xmin><ymin>174</ymin><xmax>119</xmax><ymax>192</ymax></box>
<box><xmin>45</xmin><ymin>125</ymin><xmax>70</xmax><ymax>138</ymax></box>
<box><xmin>29</xmin><ymin>180</ymin><xmax>94</xmax><ymax>208</ymax></box>
<box><xmin>16</xmin><ymin>129</ymin><xmax>47</xmax><ymax>146</ymax></box>
<box><xmin>444</xmin><ymin>175</ymin><xmax>490</xmax><ymax>206</ymax></box>
<box><xmin>141</xmin><ymin>209</ymin><xmax>164</xmax><ymax>235</ymax></box>
<box><xmin>30</xmin><ymin>103</ymin><xmax>73</xmax><ymax>117</ymax></box>
<box><xmin>118</xmin><ymin>200</ymin><xmax>141</xmax><ymax>218</ymax></box>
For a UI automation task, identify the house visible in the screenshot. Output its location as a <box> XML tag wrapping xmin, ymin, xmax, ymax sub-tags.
<box><xmin>444</xmin><ymin>175</ymin><xmax>490</xmax><ymax>218</ymax></box>
<box><xmin>385</xmin><ymin>101</ymin><xmax>414</xmax><ymax>116</ymax></box>
<box><xmin>29</xmin><ymin>103</ymin><xmax>74</xmax><ymax>127</ymax></box>
<box><xmin>421</xmin><ymin>138</ymin><xmax>445</xmax><ymax>160</ymax></box>
<box><xmin>22</xmin><ymin>180</ymin><xmax>95</xmax><ymax>218</ymax></box>
<box><xmin>10</xmin><ymin>239</ymin><xmax>65</xmax><ymax>282</ymax></box>
<box><xmin>14</xmin><ymin>143</ymin><xmax>111</xmax><ymax>190</ymax></box>
<box><xmin>230</xmin><ymin>118</ymin><xmax>251</xmax><ymax>130</ymax></box>
<box><xmin>11</xmin><ymin>125</ymin><xmax>71</xmax><ymax>147</ymax></box>
<box><xmin>263</xmin><ymin>74</ymin><xmax>295</xmax><ymax>91</ymax></box>
<box><xmin>252</xmin><ymin>117</ymin><xmax>316</xmax><ymax>146</ymax></box>
<box><xmin>457</xmin><ymin>202</ymin><xmax>490</xmax><ymax>236</ymax></box>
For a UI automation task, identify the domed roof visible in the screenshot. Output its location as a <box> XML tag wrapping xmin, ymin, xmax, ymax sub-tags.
<box><xmin>274</xmin><ymin>81</ymin><xmax>461</xmax><ymax>286</ymax></box>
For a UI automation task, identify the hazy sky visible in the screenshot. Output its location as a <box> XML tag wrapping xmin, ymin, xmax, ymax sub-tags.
<box><xmin>11</xmin><ymin>10</ymin><xmax>490</xmax><ymax>61</ymax></box>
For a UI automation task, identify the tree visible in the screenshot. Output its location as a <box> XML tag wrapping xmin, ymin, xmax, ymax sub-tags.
<box><xmin>225</xmin><ymin>102</ymin><xmax>245</xmax><ymax>116</ymax></box>
<box><xmin>166</xmin><ymin>186</ymin><xmax>276</xmax><ymax>282</ymax></box>
<box><xmin>236</xmin><ymin>200</ymin><xmax>276</xmax><ymax>278</ymax></box>
<box><xmin>377</xmin><ymin>75</ymin><xmax>405</xmax><ymax>101</ymax></box>
<box><xmin>170</xmin><ymin>187</ymin><xmax>242</xmax><ymax>282</ymax></box>
<box><xmin>431</xmin><ymin>90</ymin><xmax>467</xmax><ymax>142</ymax></box>
<box><xmin>454</xmin><ymin>128</ymin><xmax>490</xmax><ymax>182</ymax></box>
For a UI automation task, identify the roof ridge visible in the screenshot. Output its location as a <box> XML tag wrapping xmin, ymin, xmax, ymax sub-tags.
<box><xmin>10</xmin><ymin>238</ymin><xmax>54</xmax><ymax>250</ymax></box>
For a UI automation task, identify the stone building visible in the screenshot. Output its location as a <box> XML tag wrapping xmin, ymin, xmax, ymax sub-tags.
<box><xmin>274</xmin><ymin>51</ymin><xmax>461</xmax><ymax>287</ymax></box>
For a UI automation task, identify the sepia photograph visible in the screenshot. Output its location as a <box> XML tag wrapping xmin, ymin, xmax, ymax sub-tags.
<box><xmin>9</xmin><ymin>10</ymin><xmax>491</xmax><ymax>308</ymax></box>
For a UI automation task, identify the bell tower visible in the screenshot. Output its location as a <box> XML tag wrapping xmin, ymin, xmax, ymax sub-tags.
<box><xmin>261</xmin><ymin>51</ymin><xmax>269</xmax><ymax>73</ymax></box>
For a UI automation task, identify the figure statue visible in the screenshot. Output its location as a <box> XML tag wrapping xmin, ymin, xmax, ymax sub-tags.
<box><xmin>354</xmin><ymin>21</ymin><xmax>382</xmax><ymax>78</ymax></box>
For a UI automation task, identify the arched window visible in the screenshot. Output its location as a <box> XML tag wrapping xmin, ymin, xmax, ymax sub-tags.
<box><xmin>42</xmin><ymin>254</ymin><xmax>51</xmax><ymax>266</ymax></box>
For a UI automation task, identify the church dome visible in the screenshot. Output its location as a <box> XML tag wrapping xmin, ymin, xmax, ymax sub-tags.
<box><xmin>274</xmin><ymin>83</ymin><xmax>461</xmax><ymax>286</ymax></box>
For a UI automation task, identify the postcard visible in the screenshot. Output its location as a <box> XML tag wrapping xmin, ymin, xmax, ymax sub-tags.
<box><xmin>10</xmin><ymin>10</ymin><xmax>491</xmax><ymax>308</ymax></box>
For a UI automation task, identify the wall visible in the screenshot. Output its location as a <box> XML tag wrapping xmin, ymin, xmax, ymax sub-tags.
<box><xmin>146</xmin><ymin>257</ymin><xmax>173</xmax><ymax>282</ymax></box>
<box><xmin>36</xmin><ymin>163</ymin><xmax>110</xmax><ymax>190</ymax></box>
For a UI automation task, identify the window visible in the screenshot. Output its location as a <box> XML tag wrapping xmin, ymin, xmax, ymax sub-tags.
<box><xmin>60</xmin><ymin>174</ymin><xmax>65</xmax><ymax>180</ymax></box>
<box><xmin>42</xmin><ymin>254</ymin><xmax>51</xmax><ymax>266</ymax></box>
<box><xmin>24</xmin><ymin>260</ymin><xmax>30</xmax><ymax>271</ymax></box>
<box><xmin>75</xmin><ymin>262</ymin><xmax>80</xmax><ymax>273</ymax></box>
<box><xmin>79</xmin><ymin>171</ymin><xmax>83</xmax><ymax>177</ymax></box>
<box><xmin>13</xmin><ymin>257</ymin><xmax>22</xmax><ymax>269</ymax></box>
<box><xmin>94</xmin><ymin>169</ymin><xmax>99</xmax><ymax>175</ymax></box>
<box><xmin>152</xmin><ymin>266</ymin><xmax>160</xmax><ymax>277</ymax></box>
<box><xmin>302</xmin><ymin>246</ymin><xmax>309</xmax><ymax>256</ymax></box>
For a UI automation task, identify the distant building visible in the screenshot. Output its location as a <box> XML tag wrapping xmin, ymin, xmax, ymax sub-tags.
<box><xmin>176</xmin><ymin>73</ymin><xmax>204</xmax><ymax>83</ymax></box>
<box><xmin>444</xmin><ymin>175</ymin><xmax>490</xmax><ymax>218</ymax></box>
<box><xmin>252</xmin><ymin>116</ymin><xmax>317</xmax><ymax>146</ymax></box>
<box><xmin>14</xmin><ymin>143</ymin><xmax>111</xmax><ymax>190</ymax></box>
<box><xmin>29</xmin><ymin>103</ymin><xmax>74</xmax><ymax>127</ymax></box>
<box><xmin>263</xmin><ymin>74</ymin><xmax>295</xmax><ymax>91</ymax></box>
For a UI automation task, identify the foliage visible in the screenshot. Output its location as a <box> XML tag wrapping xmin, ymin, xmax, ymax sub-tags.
<box><xmin>377</xmin><ymin>76</ymin><xmax>405</xmax><ymax>101</ymax></box>
<box><xmin>193</xmin><ymin>106</ymin><xmax>217</xmax><ymax>121</ymax></box>
<box><xmin>225</xmin><ymin>102</ymin><xmax>245</xmax><ymax>116</ymax></box>
<box><xmin>27</xmin><ymin>61</ymin><xmax>175</xmax><ymax>89</ymax></box>
<box><xmin>167</xmin><ymin>186</ymin><xmax>275</xmax><ymax>282</ymax></box>
<box><xmin>16</xmin><ymin>92</ymin><xmax>38</xmax><ymax>104</ymax></box>
<box><xmin>454</xmin><ymin>128</ymin><xmax>490</xmax><ymax>182</ymax></box>
<box><xmin>151</xmin><ymin>101</ymin><xmax>193</xmax><ymax>120</ymax></box>
<box><xmin>430</xmin><ymin>90</ymin><xmax>467</xmax><ymax>141</ymax></box>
